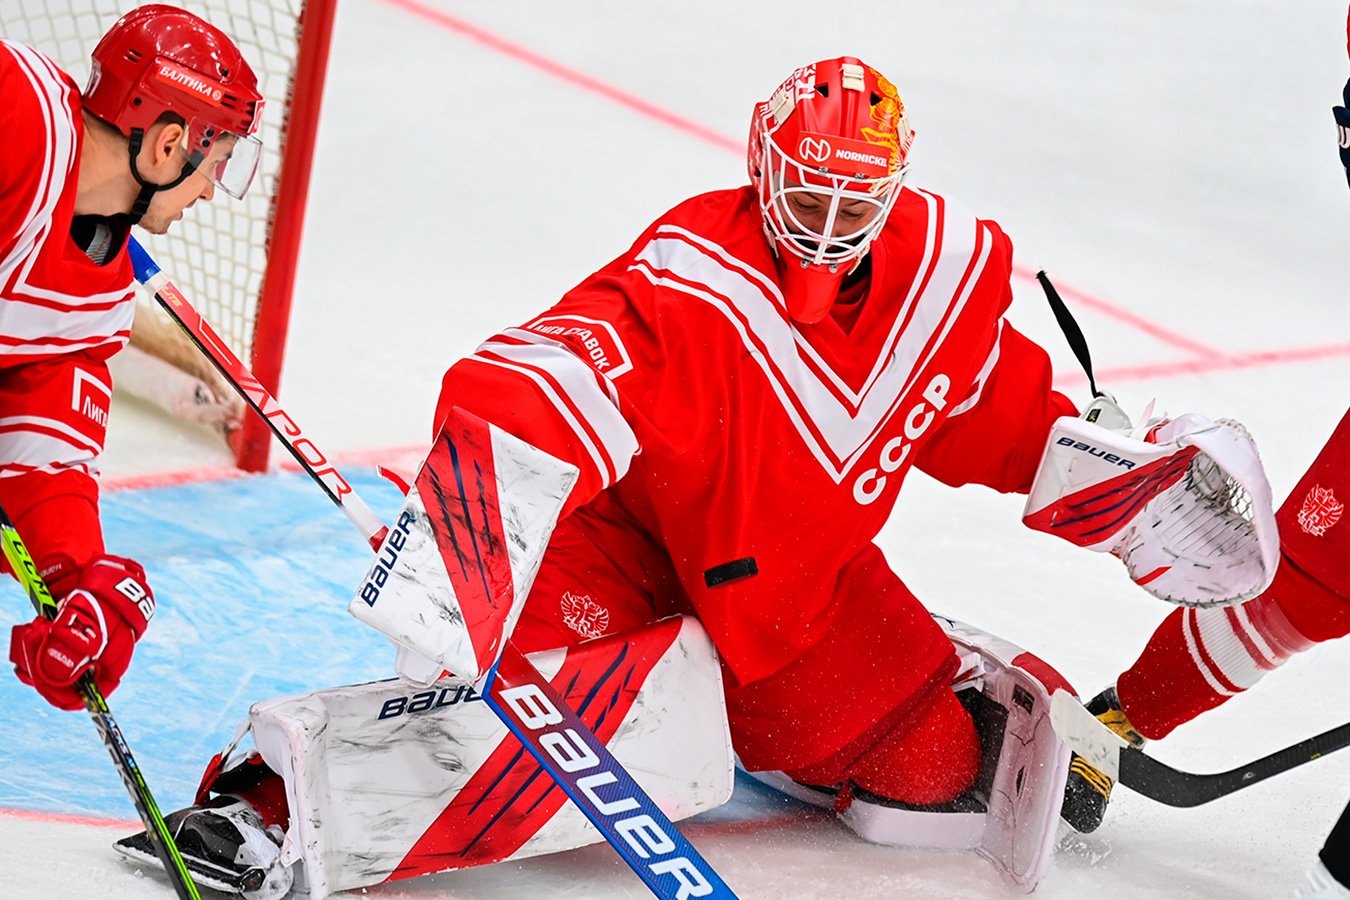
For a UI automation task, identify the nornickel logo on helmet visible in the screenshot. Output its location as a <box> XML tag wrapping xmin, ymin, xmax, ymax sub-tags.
<box><xmin>834</xmin><ymin>148</ymin><xmax>888</xmax><ymax>167</ymax></box>
<box><xmin>797</xmin><ymin>136</ymin><xmax>832</xmax><ymax>164</ymax></box>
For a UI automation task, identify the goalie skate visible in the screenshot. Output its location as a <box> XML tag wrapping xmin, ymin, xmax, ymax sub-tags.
<box><xmin>1059</xmin><ymin>686</ymin><xmax>1144</xmax><ymax>833</ymax></box>
<box><xmin>114</xmin><ymin>797</ymin><xmax>293</xmax><ymax>900</ymax></box>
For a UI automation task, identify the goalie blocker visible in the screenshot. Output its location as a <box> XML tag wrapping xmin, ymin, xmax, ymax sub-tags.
<box><xmin>1023</xmin><ymin>402</ymin><xmax>1278</xmax><ymax>608</ymax></box>
<box><xmin>349</xmin><ymin>407</ymin><xmax>578</xmax><ymax>683</ymax></box>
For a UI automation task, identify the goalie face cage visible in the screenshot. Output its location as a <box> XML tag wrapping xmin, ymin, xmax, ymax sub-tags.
<box><xmin>3</xmin><ymin>0</ymin><xmax>339</xmax><ymax>472</ymax></box>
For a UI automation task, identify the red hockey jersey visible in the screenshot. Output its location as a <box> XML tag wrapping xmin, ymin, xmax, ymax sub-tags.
<box><xmin>437</xmin><ymin>186</ymin><xmax>1075</xmax><ymax>687</ymax></box>
<box><xmin>1</xmin><ymin>40</ymin><xmax>136</xmax><ymax>364</ymax></box>
<box><xmin>0</xmin><ymin>41</ymin><xmax>135</xmax><ymax>582</ymax></box>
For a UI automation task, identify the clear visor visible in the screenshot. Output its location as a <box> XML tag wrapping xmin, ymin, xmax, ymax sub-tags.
<box><xmin>185</xmin><ymin>124</ymin><xmax>263</xmax><ymax>200</ymax></box>
<box><xmin>758</xmin><ymin>133</ymin><xmax>907</xmax><ymax>267</ymax></box>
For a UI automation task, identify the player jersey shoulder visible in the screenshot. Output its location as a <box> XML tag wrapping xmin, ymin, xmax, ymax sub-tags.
<box><xmin>531</xmin><ymin>187</ymin><xmax>766</xmax><ymax>342</ymax></box>
<box><xmin>616</xmin><ymin>186</ymin><xmax>764</xmax><ymax>266</ymax></box>
<box><xmin>880</xmin><ymin>185</ymin><xmax>1015</xmax><ymax>309</ymax></box>
<box><xmin>0</xmin><ymin>43</ymin><xmax>134</xmax><ymax>366</ymax></box>
<box><xmin>885</xmin><ymin>184</ymin><xmax>1012</xmax><ymax>253</ymax></box>
<box><xmin>0</xmin><ymin>41</ymin><xmax>81</xmax><ymax>235</ymax></box>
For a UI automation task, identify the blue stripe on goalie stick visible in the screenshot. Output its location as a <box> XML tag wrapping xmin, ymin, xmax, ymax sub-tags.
<box><xmin>482</xmin><ymin>647</ymin><xmax>738</xmax><ymax>900</ymax></box>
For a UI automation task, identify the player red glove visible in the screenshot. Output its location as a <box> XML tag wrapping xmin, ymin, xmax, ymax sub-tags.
<box><xmin>9</xmin><ymin>555</ymin><xmax>156</xmax><ymax>710</ymax></box>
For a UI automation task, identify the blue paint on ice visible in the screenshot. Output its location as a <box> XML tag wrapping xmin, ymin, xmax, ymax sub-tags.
<box><xmin>0</xmin><ymin>468</ymin><xmax>408</xmax><ymax>820</ymax></box>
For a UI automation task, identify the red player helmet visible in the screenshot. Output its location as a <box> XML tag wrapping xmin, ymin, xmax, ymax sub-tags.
<box><xmin>84</xmin><ymin>4</ymin><xmax>264</xmax><ymax>201</ymax></box>
<box><xmin>748</xmin><ymin>57</ymin><xmax>915</xmax><ymax>323</ymax></box>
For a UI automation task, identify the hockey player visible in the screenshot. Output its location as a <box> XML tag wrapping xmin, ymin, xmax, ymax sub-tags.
<box><xmin>135</xmin><ymin>56</ymin><xmax>1275</xmax><ymax>898</ymax></box>
<box><xmin>427</xmin><ymin>54</ymin><xmax>1069</xmax><ymax>824</ymax></box>
<box><xmin>1060</xmin><ymin>17</ymin><xmax>1350</xmax><ymax>892</ymax></box>
<box><xmin>1</xmin><ymin>6</ymin><xmax>264</xmax><ymax>710</ymax></box>
<box><xmin>1299</xmin><ymin>20</ymin><xmax>1350</xmax><ymax>896</ymax></box>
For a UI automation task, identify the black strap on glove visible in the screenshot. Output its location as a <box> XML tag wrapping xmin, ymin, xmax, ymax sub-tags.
<box><xmin>1036</xmin><ymin>270</ymin><xmax>1104</xmax><ymax>401</ymax></box>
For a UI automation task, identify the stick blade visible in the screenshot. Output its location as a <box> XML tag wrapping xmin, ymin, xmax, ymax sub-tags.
<box><xmin>1049</xmin><ymin>689</ymin><xmax>1126</xmax><ymax>781</ymax></box>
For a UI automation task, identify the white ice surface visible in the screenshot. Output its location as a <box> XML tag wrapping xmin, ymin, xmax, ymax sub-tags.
<box><xmin>6</xmin><ymin>0</ymin><xmax>1350</xmax><ymax>897</ymax></box>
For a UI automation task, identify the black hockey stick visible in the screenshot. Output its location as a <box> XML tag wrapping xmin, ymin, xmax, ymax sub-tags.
<box><xmin>0</xmin><ymin>504</ymin><xmax>201</xmax><ymax>899</ymax></box>
<box><xmin>1051</xmin><ymin>690</ymin><xmax>1350</xmax><ymax>807</ymax></box>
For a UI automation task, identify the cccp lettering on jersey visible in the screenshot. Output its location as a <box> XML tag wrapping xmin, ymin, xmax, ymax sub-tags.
<box><xmin>500</xmin><ymin>683</ymin><xmax>715</xmax><ymax>899</ymax></box>
<box><xmin>852</xmin><ymin>373</ymin><xmax>951</xmax><ymax>506</ymax></box>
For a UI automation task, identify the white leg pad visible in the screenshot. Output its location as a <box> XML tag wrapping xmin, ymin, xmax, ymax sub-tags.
<box><xmin>940</xmin><ymin>615</ymin><xmax>1074</xmax><ymax>893</ymax></box>
<box><xmin>839</xmin><ymin>801</ymin><xmax>987</xmax><ymax>851</ymax></box>
<box><xmin>244</xmin><ymin>616</ymin><xmax>732</xmax><ymax>898</ymax></box>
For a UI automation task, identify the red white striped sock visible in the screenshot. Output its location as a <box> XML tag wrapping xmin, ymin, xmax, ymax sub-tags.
<box><xmin>1117</xmin><ymin>558</ymin><xmax>1339</xmax><ymax>740</ymax></box>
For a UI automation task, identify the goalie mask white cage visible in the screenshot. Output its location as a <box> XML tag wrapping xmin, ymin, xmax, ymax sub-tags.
<box><xmin>2</xmin><ymin>0</ymin><xmax>338</xmax><ymax>472</ymax></box>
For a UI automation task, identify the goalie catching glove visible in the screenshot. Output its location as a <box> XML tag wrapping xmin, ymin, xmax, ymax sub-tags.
<box><xmin>10</xmin><ymin>555</ymin><xmax>155</xmax><ymax>709</ymax></box>
<box><xmin>1023</xmin><ymin>398</ymin><xmax>1278</xmax><ymax>608</ymax></box>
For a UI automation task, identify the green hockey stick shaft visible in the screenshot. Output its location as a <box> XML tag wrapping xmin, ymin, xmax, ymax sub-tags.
<box><xmin>0</xmin><ymin>506</ymin><xmax>201</xmax><ymax>899</ymax></box>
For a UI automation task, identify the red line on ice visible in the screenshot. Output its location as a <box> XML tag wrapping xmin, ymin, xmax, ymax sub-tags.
<box><xmin>1054</xmin><ymin>340</ymin><xmax>1350</xmax><ymax>388</ymax></box>
<box><xmin>0</xmin><ymin>806</ymin><xmax>139</xmax><ymax>829</ymax></box>
<box><xmin>377</xmin><ymin>0</ymin><xmax>742</xmax><ymax>154</ymax></box>
<box><xmin>379</xmin><ymin>1</ymin><xmax>1296</xmax><ymax>365</ymax></box>
<box><xmin>102</xmin><ymin>444</ymin><xmax>427</xmax><ymax>492</ymax></box>
<box><xmin>1009</xmin><ymin>265</ymin><xmax>1225</xmax><ymax>358</ymax></box>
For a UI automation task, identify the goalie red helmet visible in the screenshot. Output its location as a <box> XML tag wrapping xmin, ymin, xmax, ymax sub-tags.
<box><xmin>748</xmin><ymin>57</ymin><xmax>915</xmax><ymax>323</ymax></box>
<box><xmin>84</xmin><ymin>4</ymin><xmax>264</xmax><ymax>200</ymax></box>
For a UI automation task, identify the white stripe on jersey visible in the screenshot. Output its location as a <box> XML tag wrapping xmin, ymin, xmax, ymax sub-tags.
<box><xmin>629</xmin><ymin>192</ymin><xmax>992</xmax><ymax>481</ymax></box>
<box><xmin>465</xmin><ymin>337</ymin><xmax>638</xmax><ymax>489</ymax></box>
<box><xmin>0</xmin><ymin>41</ymin><xmax>65</xmax><ymax>250</ymax></box>
<box><xmin>0</xmin><ymin>414</ymin><xmax>102</xmax><ymax>472</ymax></box>
<box><xmin>0</xmin><ymin>460</ymin><xmax>95</xmax><ymax>480</ymax></box>
<box><xmin>947</xmin><ymin>321</ymin><xmax>1003</xmax><ymax>419</ymax></box>
<box><xmin>2</xmin><ymin>41</ymin><xmax>75</xmax><ymax>281</ymax></box>
<box><xmin>495</xmin><ymin>328</ymin><xmax>625</xmax><ymax>406</ymax></box>
<box><xmin>0</xmin><ymin>41</ymin><xmax>135</xmax><ymax>358</ymax></box>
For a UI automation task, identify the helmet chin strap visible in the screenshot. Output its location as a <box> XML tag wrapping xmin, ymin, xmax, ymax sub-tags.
<box><xmin>125</xmin><ymin>128</ymin><xmax>200</xmax><ymax>224</ymax></box>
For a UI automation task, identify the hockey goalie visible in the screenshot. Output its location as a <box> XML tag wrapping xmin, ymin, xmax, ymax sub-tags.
<box><xmin>114</xmin><ymin>55</ymin><xmax>1277</xmax><ymax>898</ymax></box>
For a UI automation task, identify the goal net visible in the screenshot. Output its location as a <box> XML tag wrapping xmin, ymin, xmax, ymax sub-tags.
<box><xmin>1</xmin><ymin>0</ymin><xmax>338</xmax><ymax>471</ymax></box>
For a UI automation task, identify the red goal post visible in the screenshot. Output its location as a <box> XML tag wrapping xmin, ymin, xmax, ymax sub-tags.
<box><xmin>5</xmin><ymin>0</ymin><xmax>339</xmax><ymax>472</ymax></box>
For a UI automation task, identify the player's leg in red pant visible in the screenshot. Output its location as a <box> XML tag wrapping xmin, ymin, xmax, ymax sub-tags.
<box><xmin>1117</xmin><ymin>406</ymin><xmax>1350</xmax><ymax>739</ymax></box>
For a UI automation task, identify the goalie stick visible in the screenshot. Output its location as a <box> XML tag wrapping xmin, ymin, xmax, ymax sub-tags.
<box><xmin>1050</xmin><ymin>690</ymin><xmax>1350</xmax><ymax>808</ymax></box>
<box><xmin>128</xmin><ymin>237</ymin><xmax>737</xmax><ymax>900</ymax></box>
<box><xmin>0</xmin><ymin>503</ymin><xmax>202</xmax><ymax>900</ymax></box>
